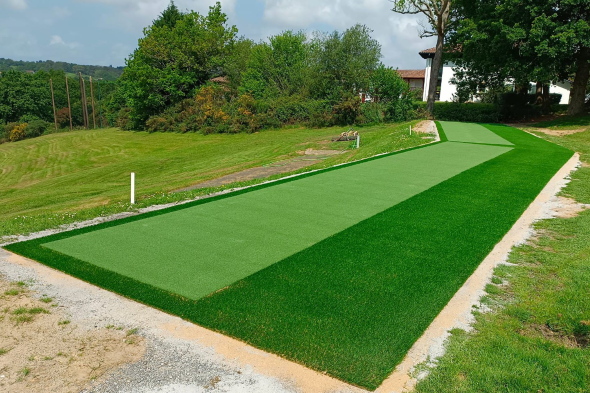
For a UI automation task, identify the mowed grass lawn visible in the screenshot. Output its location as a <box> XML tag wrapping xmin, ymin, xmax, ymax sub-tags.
<box><xmin>6</xmin><ymin>122</ymin><xmax>573</xmax><ymax>389</ymax></box>
<box><xmin>0</xmin><ymin>122</ymin><xmax>428</xmax><ymax>238</ymax></box>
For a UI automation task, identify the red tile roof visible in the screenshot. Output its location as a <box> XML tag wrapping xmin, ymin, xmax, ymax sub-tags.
<box><xmin>397</xmin><ymin>69</ymin><xmax>425</xmax><ymax>79</ymax></box>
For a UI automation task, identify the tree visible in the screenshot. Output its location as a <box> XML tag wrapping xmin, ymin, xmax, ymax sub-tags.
<box><xmin>309</xmin><ymin>24</ymin><xmax>382</xmax><ymax>101</ymax></box>
<box><xmin>223</xmin><ymin>37</ymin><xmax>254</xmax><ymax>92</ymax></box>
<box><xmin>152</xmin><ymin>1</ymin><xmax>183</xmax><ymax>29</ymax></box>
<box><xmin>0</xmin><ymin>70</ymin><xmax>52</xmax><ymax>123</ymax></box>
<box><xmin>391</xmin><ymin>1</ymin><xmax>453</xmax><ymax>115</ymax></box>
<box><xmin>450</xmin><ymin>0</ymin><xmax>590</xmax><ymax>115</ymax></box>
<box><xmin>240</xmin><ymin>31</ymin><xmax>309</xmax><ymax>98</ymax></box>
<box><xmin>121</xmin><ymin>2</ymin><xmax>237</xmax><ymax>128</ymax></box>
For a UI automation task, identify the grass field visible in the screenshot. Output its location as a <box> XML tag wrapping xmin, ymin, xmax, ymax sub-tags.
<box><xmin>415</xmin><ymin>117</ymin><xmax>590</xmax><ymax>393</ymax></box>
<box><xmin>4</xmin><ymin>121</ymin><xmax>573</xmax><ymax>389</ymax></box>
<box><xmin>0</xmin><ymin>122</ymin><xmax>428</xmax><ymax>238</ymax></box>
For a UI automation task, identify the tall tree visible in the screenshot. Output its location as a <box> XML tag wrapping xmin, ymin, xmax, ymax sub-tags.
<box><xmin>122</xmin><ymin>2</ymin><xmax>237</xmax><ymax>128</ymax></box>
<box><xmin>240</xmin><ymin>31</ymin><xmax>309</xmax><ymax>98</ymax></box>
<box><xmin>152</xmin><ymin>1</ymin><xmax>183</xmax><ymax>29</ymax></box>
<box><xmin>309</xmin><ymin>24</ymin><xmax>382</xmax><ymax>101</ymax></box>
<box><xmin>392</xmin><ymin>0</ymin><xmax>453</xmax><ymax>115</ymax></box>
<box><xmin>450</xmin><ymin>0</ymin><xmax>590</xmax><ymax>115</ymax></box>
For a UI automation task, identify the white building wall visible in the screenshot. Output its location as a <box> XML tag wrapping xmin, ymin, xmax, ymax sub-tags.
<box><xmin>550</xmin><ymin>82</ymin><xmax>571</xmax><ymax>104</ymax></box>
<box><xmin>423</xmin><ymin>58</ymin><xmax>432</xmax><ymax>102</ymax></box>
<box><xmin>439</xmin><ymin>63</ymin><xmax>456</xmax><ymax>102</ymax></box>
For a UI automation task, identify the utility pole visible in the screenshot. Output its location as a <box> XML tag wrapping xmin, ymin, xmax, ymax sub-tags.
<box><xmin>65</xmin><ymin>77</ymin><xmax>73</xmax><ymax>130</ymax></box>
<box><xmin>89</xmin><ymin>76</ymin><xmax>97</xmax><ymax>129</ymax></box>
<box><xmin>79</xmin><ymin>72</ymin><xmax>89</xmax><ymax>129</ymax></box>
<box><xmin>50</xmin><ymin>79</ymin><xmax>58</xmax><ymax>131</ymax></box>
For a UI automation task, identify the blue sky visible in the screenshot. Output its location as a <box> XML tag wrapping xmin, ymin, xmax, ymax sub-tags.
<box><xmin>0</xmin><ymin>0</ymin><xmax>435</xmax><ymax>69</ymax></box>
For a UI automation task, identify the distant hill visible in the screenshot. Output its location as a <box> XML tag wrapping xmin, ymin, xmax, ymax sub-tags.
<box><xmin>0</xmin><ymin>58</ymin><xmax>124</xmax><ymax>81</ymax></box>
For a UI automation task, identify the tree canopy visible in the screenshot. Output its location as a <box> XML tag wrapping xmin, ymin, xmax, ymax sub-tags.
<box><xmin>449</xmin><ymin>0</ymin><xmax>590</xmax><ymax>114</ymax></box>
<box><xmin>121</xmin><ymin>2</ymin><xmax>237</xmax><ymax>127</ymax></box>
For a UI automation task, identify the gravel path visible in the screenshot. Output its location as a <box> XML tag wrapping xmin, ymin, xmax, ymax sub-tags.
<box><xmin>0</xmin><ymin>248</ymin><xmax>360</xmax><ymax>393</ymax></box>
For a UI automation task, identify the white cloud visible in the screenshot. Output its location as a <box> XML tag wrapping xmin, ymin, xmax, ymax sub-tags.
<box><xmin>260</xmin><ymin>0</ymin><xmax>436</xmax><ymax>69</ymax></box>
<box><xmin>50</xmin><ymin>35</ymin><xmax>81</xmax><ymax>49</ymax></box>
<box><xmin>78</xmin><ymin>0</ymin><xmax>237</xmax><ymax>31</ymax></box>
<box><xmin>0</xmin><ymin>0</ymin><xmax>27</xmax><ymax>10</ymax></box>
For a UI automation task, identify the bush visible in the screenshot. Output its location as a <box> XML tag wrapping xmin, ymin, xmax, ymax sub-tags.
<box><xmin>414</xmin><ymin>102</ymin><xmax>500</xmax><ymax>123</ymax></box>
<box><xmin>333</xmin><ymin>93</ymin><xmax>362</xmax><ymax>125</ymax></box>
<box><xmin>9</xmin><ymin>123</ymin><xmax>27</xmax><ymax>142</ymax></box>
<box><xmin>25</xmin><ymin>120</ymin><xmax>50</xmax><ymax>138</ymax></box>
<box><xmin>359</xmin><ymin>103</ymin><xmax>385</xmax><ymax>124</ymax></box>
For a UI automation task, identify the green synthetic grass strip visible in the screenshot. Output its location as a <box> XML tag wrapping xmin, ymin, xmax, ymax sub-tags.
<box><xmin>440</xmin><ymin>121</ymin><xmax>513</xmax><ymax>145</ymax></box>
<box><xmin>41</xmin><ymin>142</ymin><xmax>509</xmax><ymax>300</ymax></box>
<box><xmin>3</xmin><ymin>123</ymin><xmax>573</xmax><ymax>390</ymax></box>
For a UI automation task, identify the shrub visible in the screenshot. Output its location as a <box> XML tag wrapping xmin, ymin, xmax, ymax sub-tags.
<box><xmin>56</xmin><ymin>108</ymin><xmax>71</xmax><ymax>128</ymax></box>
<box><xmin>414</xmin><ymin>102</ymin><xmax>500</xmax><ymax>123</ymax></box>
<box><xmin>359</xmin><ymin>103</ymin><xmax>385</xmax><ymax>124</ymax></box>
<box><xmin>333</xmin><ymin>93</ymin><xmax>362</xmax><ymax>125</ymax></box>
<box><xmin>9</xmin><ymin>123</ymin><xmax>27</xmax><ymax>142</ymax></box>
<box><xmin>25</xmin><ymin>120</ymin><xmax>50</xmax><ymax>138</ymax></box>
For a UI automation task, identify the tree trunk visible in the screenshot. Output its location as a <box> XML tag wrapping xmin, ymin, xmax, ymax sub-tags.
<box><xmin>427</xmin><ymin>33</ymin><xmax>445</xmax><ymax>116</ymax></box>
<box><xmin>542</xmin><ymin>83</ymin><xmax>551</xmax><ymax>113</ymax></box>
<box><xmin>535</xmin><ymin>82</ymin><xmax>543</xmax><ymax>105</ymax></box>
<box><xmin>568</xmin><ymin>47</ymin><xmax>590</xmax><ymax>116</ymax></box>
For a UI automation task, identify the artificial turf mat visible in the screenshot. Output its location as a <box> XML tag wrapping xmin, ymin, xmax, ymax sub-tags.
<box><xmin>41</xmin><ymin>142</ymin><xmax>509</xmax><ymax>300</ymax></box>
<box><xmin>4</xmin><ymin>123</ymin><xmax>573</xmax><ymax>390</ymax></box>
<box><xmin>440</xmin><ymin>121</ymin><xmax>514</xmax><ymax>145</ymax></box>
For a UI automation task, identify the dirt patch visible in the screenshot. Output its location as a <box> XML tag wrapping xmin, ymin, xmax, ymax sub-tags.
<box><xmin>176</xmin><ymin>149</ymin><xmax>344</xmax><ymax>192</ymax></box>
<box><xmin>413</xmin><ymin>120</ymin><xmax>436</xmax><ymax>134</ymax></box>
<box><xmin>548</xmin><ymin>196</ymin><xmax>590</xmax><ymax>218</ymax></box>
<box><xmin>0</xmin><ymin>277</ymin><xmax>145</xmax><ymax>393</ymax></box>
<box><xmin>528</xmin><ymin>128</ymin><xmax>588</xmax><ymax>137</ymax></box>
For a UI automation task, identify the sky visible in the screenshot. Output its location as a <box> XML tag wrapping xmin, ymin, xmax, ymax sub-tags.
<box><xmin>0</xmin><ymin>0</ymin><xmax>436</xmax><ymax>70</ymax></box>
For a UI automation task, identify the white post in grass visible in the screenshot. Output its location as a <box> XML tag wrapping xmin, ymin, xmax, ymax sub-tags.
<box><xmin>131</xmin><ymin>172</ymin><xmax>135</xmax><ymax>205</ymax></box>
<box><xmin>410</xmin><ymin>125</ymin><xmax>412</xmax><ymax>136</ymax></box>
<box><xmin>356</xmin><ymin>134</ymin><xmax>360</xmax><ymax>149</ymax></box>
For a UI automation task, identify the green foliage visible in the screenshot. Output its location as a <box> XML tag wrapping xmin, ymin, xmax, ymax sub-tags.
<box><xmin>332</xmin><ymin>93</ymin><xmax>362</xmax><ymax>125</ymax></box>
<box><xmin>0</xmin><ymin>70</ymin><xmax>52</xmax><ymax>123</ymax></box>
<box><xmin>0</xmin><ymin>58</ymin><xmax>123</xmax><ymax>81</ymax></box>
<box><xmin>309</xmin><ymin>25</ymin><xmax>382</xmax><ymax>101</ymax></box>
<box><xmin>152</xmin><ymin>1</ymin><xmax>183</xmax><ymax>29</ymax></box>
<box><xmin>450</xmin><ymin>0</ymin><xmax>590</xmax><ymax>112</ymax></box>
<box><xmin>240</xmin><ymin>31</ymin><xmax>309</xmax><ymax>99</ymax></box>
<box><xmin>25</xmin><ymin>120</ymin><xmax>50</xmax><ymax>138</ymax></box>
<box><xmin>415</xmin><ymin>102</ymin><xmax>501</xmax><ymax>123</ymax></box>
<box><xmin>121</xmin><ymin>2</ymin><xmax>237</xmax><ymax>128</ymax></box>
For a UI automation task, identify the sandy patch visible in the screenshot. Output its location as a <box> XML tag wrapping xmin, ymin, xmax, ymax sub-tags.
<box><xmin>546</xmin><ymin>196</ymin><xmax>590</xmax><ymax>218</ymax></box>
<box><xmin>0</xmin><ymin>277</ymin><xmax>145</xmax><ymax>393</ymax></box>
<box><xmin>529</xmin><ymin>128</ymin><xmax>587</xmax><ymax>137</ymax></box>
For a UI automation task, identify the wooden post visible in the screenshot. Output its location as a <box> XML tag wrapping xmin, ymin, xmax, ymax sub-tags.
<box><xmin>90</xmin><ymin>76</ymin><xmax>96</xmax><ymax>129</ymax></box>
<box><xmin>50</xmin><ymin>79</ymin><xmax>58</xmax><ymax>131</ymax></box>
<box><xmin>97</xmin><ymin>79</ymin><xmax>103</xmax><ymax>128</ymax></box>
<box><xmin>79</xmin><ymin>72</ymin><xmax>89</xmax><ymax>129</ymax></box>
<box><xmin>65</xmin><ymin>77</ymin><xmax>73</xmax><ymax>130</ymax></box>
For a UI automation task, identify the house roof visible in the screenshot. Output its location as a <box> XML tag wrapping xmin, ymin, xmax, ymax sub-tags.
<box><xmin>419</xmin><ymin>46</ymin><xmax>462</xmax><ymax>59</ymax></box>
<box><xmin>419</xmin><ymin>47</ymin><xmax>437</xmax><ymax>59</ymax></box>
<box><xmin>397</xmin><ymin>69</ymin><xmax>425</xmax><ymax>79</ymax></box>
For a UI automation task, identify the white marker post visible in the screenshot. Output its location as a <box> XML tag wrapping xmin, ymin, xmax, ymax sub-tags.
<box><xmin>410</xmin><ymin>125</ymin><xmax>412</xmax><ymax>136</ymax></box>
<box><xmin>356</xmin><ymin>134</ymin><xmax>360</xmax><ymax>149</ymax></box>
<box><xmin>130</xmin><ymin>172</ymin><xmax>135</xmax><ymax>205</ymax></box>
